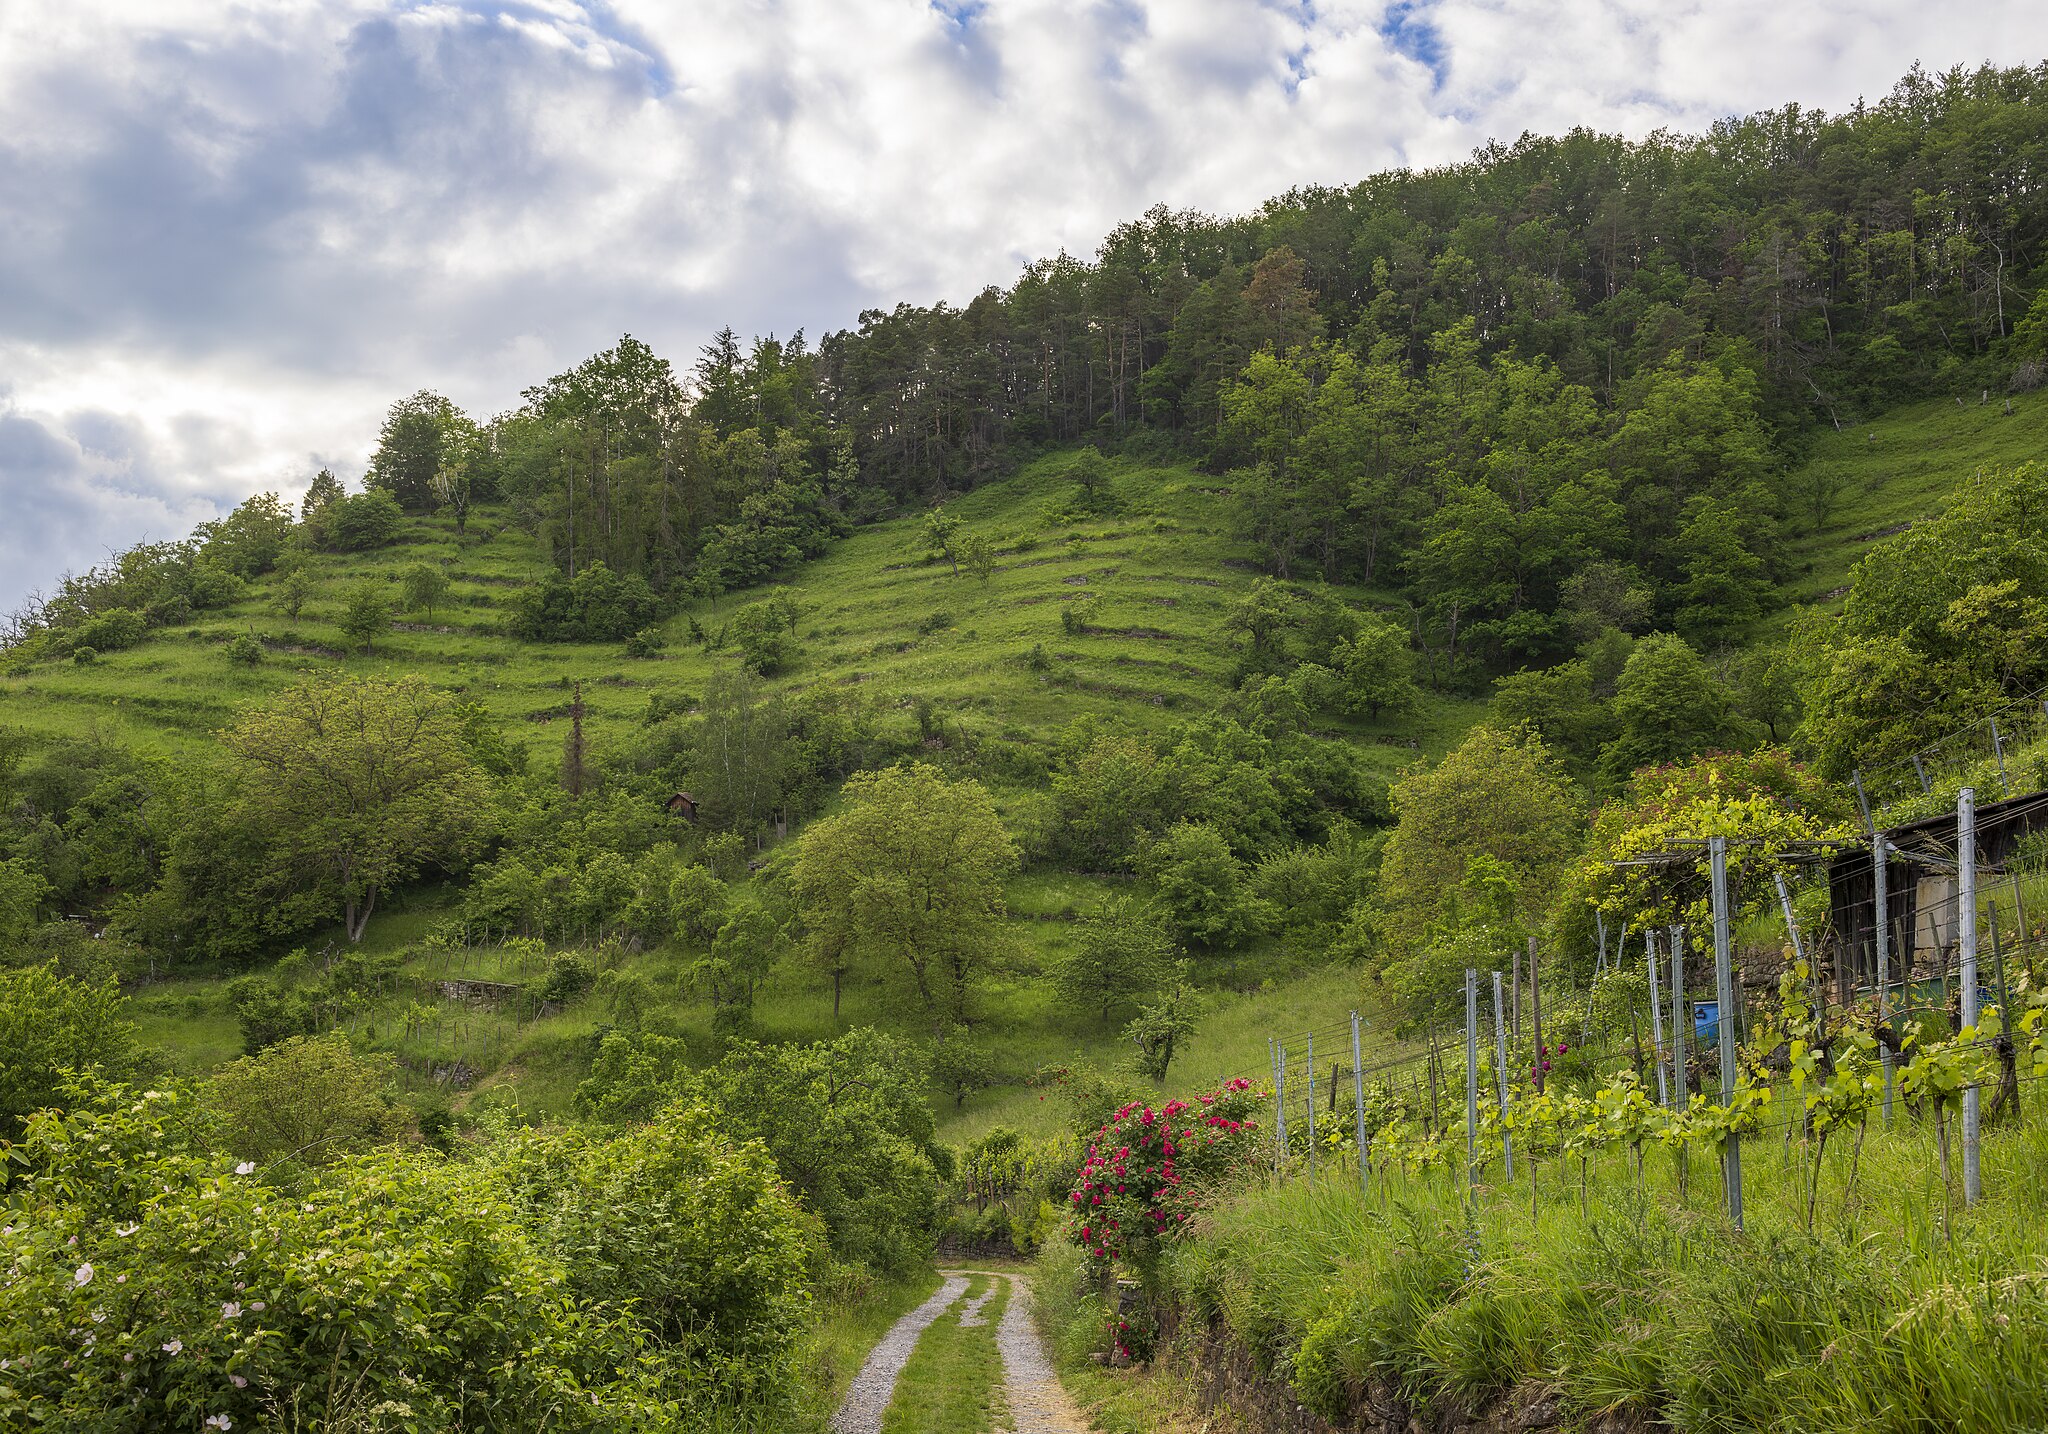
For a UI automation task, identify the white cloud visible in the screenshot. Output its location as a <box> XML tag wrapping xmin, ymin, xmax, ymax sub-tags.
<box><xmin>2</xmin><ymin>0</ymin><xmax>2046</xmax><ymax>608</ymax></box>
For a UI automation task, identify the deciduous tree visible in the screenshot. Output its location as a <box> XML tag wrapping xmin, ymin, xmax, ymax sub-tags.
<box><xmin>1375</xmin><ymin>725</ymin><xmax>1581</xmax><ymax>950</ymax></box>
<box><xmin>340</xmin><ymin>583</ymin><xmax>390</xmax><ymax>655</ymax></box>
<box><xmin>790</xmin><ymin>763</ymin><xmax>1017</xmax><ymax>1025</ymax></box>
<box><xmin>220</xmin><ymin>676</ymin><xmax>486</xmax><ymax>942</ymax></box>
<box><xmin>1055</xmin><ymin>896</ymin><xmax>1175</xmax><ymax>1026</ymax></box>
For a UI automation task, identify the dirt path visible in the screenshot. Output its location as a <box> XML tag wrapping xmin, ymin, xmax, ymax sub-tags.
<box><xmin>831</xmin><ymin>1268</ymin><xmax>1091</xmax><ymax>1434</ymax></box>
<box><xmin>961</xmin><ymin>1271</ymin><xmax>1093</xmax><ymax>1434</ymax></box>
<box><xmin>829</xmin><ymin>1274</ymin><xmax>970</xmax><ymax>1434</ymax></box>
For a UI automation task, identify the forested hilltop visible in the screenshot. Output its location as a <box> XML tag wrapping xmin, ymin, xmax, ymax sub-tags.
<box><xmin>7</xmin><ymin>60</ymin><xmax>2048</xmax><ymax>1433</ymax></box>
<box><xmin>17</xmin><ymin>62</ymin><xmax>2046</xmax><ymax>677</ymax></box>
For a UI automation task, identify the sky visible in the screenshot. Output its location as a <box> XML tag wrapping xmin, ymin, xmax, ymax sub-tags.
<box><xmin>3</xmin><ymin>1</ymin><xmax>2047</xmax><ymax>611</ymax></box>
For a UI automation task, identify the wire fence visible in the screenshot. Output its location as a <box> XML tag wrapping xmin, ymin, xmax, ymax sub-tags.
<box><xmin>1247</xmin><ymin>789</ymin><xmax>2045</xmax><ymax>1233</ymax></box>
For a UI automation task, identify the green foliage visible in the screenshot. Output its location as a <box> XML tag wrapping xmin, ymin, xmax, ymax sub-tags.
<box><xmin>1331</xmin><ymin>613</ymin><xmax>1419</xmax><ymax>720</ymax></box>
<box><xmin>1491</xmin><ymin>659</ymin><xmax>1613</xmax><ymax>776</ymax></box>
<box><xmin>1572</xmin><ymin>749</ymin><xmax>1851</xmax><ymax>931</ymax></box>
<box><xmin>1671</xmin><ymin>495</ymin><xmax>1774</xmax><ymax>645</ymax></box>
<box><xmin>223</xmin><ymin>633</ymin><xmax>263</xmax><ymax>666</ymax></box>
<box><xmin>338</xmin><ymin>581</ymin><xmax>389</xmax><ymax>654</ymax></box>
<box><xmin>1124</xmin><ymin>962</ymin><xmax>1201</xmax><ymax>1081</ymax></box>
<box><xmin>1375</xmin><ymin>725</ymin><xmax>1581</xmax><ymax>952</ymax></box>
<box><xmin>923</xmin><ymin>506</ymin><xmax>963</xmax><ymax>574</ymax></box>
<box><xmin>958</xmin><ymin>532</ymin><xmax>997</xmax><ymax>582</ymax></box>
<box><xmin>1055</xmin><ymin>896</ymin><xmax>1176</xmax><ymax>1027</ymax></box>
<box><xmin>299</xmin><ymin>467</ymin><xmax>343</xmax><ymax>521</ymax></box>
<box><xmin>1381</xmin><ymin>853</ymin><xmax>1533</xmax><ymax>1029</ymax></box>
<box><xmin>217</xmin><ymin>675</ymin><xmax>486</xmax><ymax>943</ymax></box>
<box><xmin>196</xmin><ymin>492</ymin><xmax>297</xmax><ymax>579</ymax></box>
<box><xmin>365</xmin><ymin>389</ymin><xmax>465</xmax><ymax>511</ymax></box>
<box><xmin>274</xmin><ymin>565</ymin><xmax>313</xmax><ymax>620</ymax></box>
<box><xmin>689</xmin><ymin>663</ymin><xmax>790</xmax><ymax>838</ymax></box>
<box><xmin>1222</xmin><ymin>576</ymin><xmax>1297</xmax><ymax>678</ymax></box>
<box><xmin>695</xmin><ymin>898</ymin><xmax>779</xmax><ymax>1032</ymax></box>
<box><xmin>1050</xmin><ymin>732</ymin><xmax>1171</xmax><ymax>869</ymax></box>
<box><xmin>0</xmin><ymin>1082</ymin><xmax>810</xmax><ymax>1429</ymax></box>
<box><xmin>400</xmin><ymin>560</ymin><xmax>452</xmax><ymax>616</ymax></box>
<box><xmin>1140</xmin><ymin>821</ymin><xmax>1264</xmax><ymax>951</ymax></box>
<box><xmin>0</xmin><ymin>856</ymin><xmax>52</xmax><ymax>948</ymax></box>
<box><xmin>489</xmin><ymin>1103</ymin><xmax>813</xmax><ymax>1408</ymax></box>
<box><xmin>67</xmin><ymin>607</ymin><xmax>146</xmax><ymax>655</ymax></box>
<box><xmin>698</xmin><ymin>1031</ymin><xmax>944</xmax><ymax>1275</ymax></box>
<box><xmin>1253</xmin><ymin>823</ymin><xmax>1378</xmax><ymax>948</ymax></box>
<box><xmin>1800</xmin><ymin>462</ymin><xmax>2048</xmax><ymax>776</ymax></box>
<box><xmin>432</xmin><ymin>411</ymin><xmax>496</xmax><ymax>532</ymax></box>
<box><xmin>723</xmin><ymin>598</ymin><xmax>797</xmax><ymax>673</ymax></box>
<box><xmin>929</xmin><ymin>1025</ymin><xmax>998</xmax><ymax>1113</ymax></box>
<box><xmin>790</xmin><ymin>763</ymin><xmax>1018</xmax><ymax>1023</ymax></box>
<box><xmin>512</xmin><ymin>560</ymin><xmax>661</xmax><ymax>642</ymax></box>
<box><xmin>0</xmin><ymin>963</ymin><xmax>135</xmax><ymax>1137</ymax></box>
<box><xmin>204</xmin><ymin>1032</ymin><xmax>409</xmax><ymax>1166</ymax></box>
<box><xmin>318</xmin><ymin>489</ymin><xmax>405</xmax><ymax>551</ymax></box>
<box><xmin>1599</xmin><ymin>632</ymin><xmax>1745</xmax><ymax>783</ymax></box>
<box><xmin>576</xmin><ymin>1030</ymin><xmax>691</xmax><ymax>1124</ymax></box>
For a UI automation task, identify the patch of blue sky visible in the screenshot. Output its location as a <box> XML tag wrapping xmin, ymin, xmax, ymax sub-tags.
<box><xmin>1379</xmin><ymin>0</ymin><xmax>1448</xmax><ymax>89</ymax></box>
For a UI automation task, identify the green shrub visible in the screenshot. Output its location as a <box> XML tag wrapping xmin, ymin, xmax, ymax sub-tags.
<box><xmin>0</xmin><ymin>963</ymin><xmax>135</xmax><ymax>1138</ymax></box>
<box><xmin>512</xmin><ymin>561</ymin><xmax>660</xmax><ymax>642</ymax></box>
<box><xmin>0</xmin><ymin>1083</ymin><xmax>813</xmax><ymax>1429</ymax></box>
<box><xmin>224</xmin><ymin>633</ymin><xmax>264</xmax><ymax>665</ymax></box>
<box><xmin>319</xmin><ymin>489</ymin><xmax>405</xmax><ymax>550</ymax></box>
<box><xmin>204</xmin><ymin>1032</ymin><xmax>409</xmax><ymax>1167</ymax></box>
<box><xmin>70</xmin><ymin>645</ymin><xmax>98</xmax><ymax>665</ymax></box>
<box><xmin>185</xmin><ymin>562</ymin><xmax>245</xmax><ymax>610</ymax></box>
<box><xmin>722</xmin><ymin>599</ymin><xmax>796</xmax><ymax>673</ymax></box>
<box><xmin>68</xmin><ymin>607</ymin><xmax>146</xmax><ymax>654</ymax></box>
<box><xmin>537</xmin><ymin>951</ymin><xmax>597</xmax><ymax>1003</ymax></box>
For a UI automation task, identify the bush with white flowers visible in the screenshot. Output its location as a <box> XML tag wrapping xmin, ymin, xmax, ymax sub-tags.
<box><xmin>0</xmin><ymin>1083</ymin><xmax>810</xmax><ymax>1430</ymax></box>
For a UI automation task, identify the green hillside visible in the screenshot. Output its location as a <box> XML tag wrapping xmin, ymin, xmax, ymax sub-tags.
<box><xmin>5</xmin><ymin>394</ymin><xmax>2041</xmax><ymax>1132</ymax></box>
<box><xmin>1</xmin><ymin>451</ymin><xmax>1481</xmax><ymax>1131</ymax></box>
<box><xmin>0</xmin><ymin>452</ymin><xmax>1474</xmax><ymax>764</ymax></box>
<box><xmin>1775</xmin><ymin>388</ymin><xmax>2048</xmax><ymax>615</ymax></box>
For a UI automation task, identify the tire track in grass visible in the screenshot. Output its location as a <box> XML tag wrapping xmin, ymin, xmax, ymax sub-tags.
<box><xmin>830</xmin><ymin>1274</ymin><xmax>969</xmax><ymax>1434</ymax></box>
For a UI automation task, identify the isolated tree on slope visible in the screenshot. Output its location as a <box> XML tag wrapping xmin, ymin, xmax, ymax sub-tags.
<box><xmin>366</xmin><ymin>391</ymin><xmax>464</xmax><ymax>512</ymax></box>
<box><xmin>221</xmin><ymin>676</ymin><xmax>485</xmax><ymax>942</ymax></box>
<box><xmin>1597</xmin><ymin>633</ymin><xmax>1745</xmax><ymax>783</ymax></box>
<box><xmin>1056</xmin><ymin>896</ymin><xmax>1175</xmax><ymax>1027</ymax></box>
<box><xmin>789</xmin><ymin>763</ymin><xmax>1017</xmax><ymax>1026</ymax></box>
<box><xmin>1374</xmin><ymin>724</ymin><xmax>1581</xmax><ymax>953</ymax></box>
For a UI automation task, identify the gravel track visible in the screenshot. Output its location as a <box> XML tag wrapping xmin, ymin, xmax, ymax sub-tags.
<box><xmin>957</xmin><ymin>1282</ymin><xmax>1001</xmax><ymax>1328</ymax></box>
<box><xmin>830</xmin><ymin>1269</ymin><xmax>1090</xmax><ymax>1434</ymax></box>
<box><xmin>991</xmin><ymin>1275</ymin><xmax>1091</xmax><ymax>1434</ymax></box>
<box><xmin>829</xmin><ymin>1274</ymin><xmax>969</xmax><ymax>1434</ymax></box>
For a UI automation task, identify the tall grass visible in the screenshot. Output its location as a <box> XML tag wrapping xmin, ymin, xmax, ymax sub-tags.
<box><xmin>1053</xmin><ymin>1093</ymin><xmax>2048</xmax><ymax>1432</ymax></box>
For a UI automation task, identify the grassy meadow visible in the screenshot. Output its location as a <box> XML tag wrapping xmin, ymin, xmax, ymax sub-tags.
<box><xmin>1772</xmin><ymin>386</ymin><xmax>2048</xmax><ymax>619</ymax></box>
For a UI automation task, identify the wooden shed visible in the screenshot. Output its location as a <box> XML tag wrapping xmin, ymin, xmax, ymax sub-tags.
<box><xmin>1826</xmin><ymin>789</ymin><xmax>2048</xmax><ymax>1000</ymax></box>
